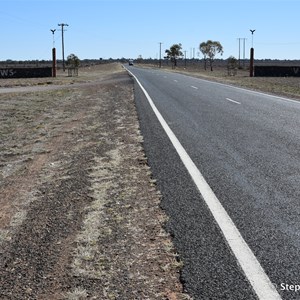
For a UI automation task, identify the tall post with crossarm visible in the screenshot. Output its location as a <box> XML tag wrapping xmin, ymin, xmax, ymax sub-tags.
<box><xmin>58</xmin><ymin>23</ymin><xmax>69</xmax><ymax>71</ymax></box>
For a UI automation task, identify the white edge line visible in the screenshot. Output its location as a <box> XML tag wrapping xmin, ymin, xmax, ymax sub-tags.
<box><xmin>192</xmin><ymin>76</ymin><xmax>300</xmax><ymax>105</ymax></box>
<box><xmin>126</xmin><ymin>65</ymin><xmax>300</xmax><ymax>105</ymax></box>
<box><xmin>154</xmin><ymin>67</ymin><xmax>300</xmax><ymax>105</ymax></box>
<box><xmin>226</xmin><ymin>98</ymin><xmax>241</xmax><ymax>105</ymax></box>
<box><xmin>126</xmin><ymin>68</ymin><xmax>282</xmax><ymax>300</ymax></box>
<box><xmin>191</xmin><ymin>85</ymin><xmax>198</xmax><ymax>89</ymax></box>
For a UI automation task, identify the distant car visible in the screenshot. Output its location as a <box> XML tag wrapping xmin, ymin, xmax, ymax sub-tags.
<box><xmin>128</xmin><ymin>59</ymin><xmax>134</xmax><ymax>66</ymax></box>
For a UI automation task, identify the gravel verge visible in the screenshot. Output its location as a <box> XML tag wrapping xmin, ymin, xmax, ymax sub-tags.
<box><xmin>0</xmin><ymin>64</ymin><xmax>190</xmax><ymax>299</ymax></box>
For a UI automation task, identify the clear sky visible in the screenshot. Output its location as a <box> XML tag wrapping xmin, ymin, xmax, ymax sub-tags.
<box><xmin>1</xmin><ymin>0</ymin><xmax>300</xmax><ymax>61</ymax></box>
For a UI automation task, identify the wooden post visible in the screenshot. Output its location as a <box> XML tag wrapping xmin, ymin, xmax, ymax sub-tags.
<box><xmin>250</xmin><ymin>47</ymin><xmax>254</xmax><ymax>77</ymax></box>
<box><xmin>52</xmin><ymin>48</ymin><xmax>56</xmax><ymax>77</ymax></box>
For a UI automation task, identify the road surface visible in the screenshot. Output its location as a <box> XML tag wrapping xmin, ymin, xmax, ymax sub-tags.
<box><xmin>127</xmin><ymin>66</ymin><xmax>300</xmax><ymax>300</ymax></box>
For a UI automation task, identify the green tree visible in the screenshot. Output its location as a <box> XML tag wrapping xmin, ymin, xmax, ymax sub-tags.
<box><xmin>199</xmin><ymin>40</ymin><xmax>223</xmax><ymax>71</ymax></box>
<box><xmin>227</xmin><ymin>56</ymin><xmax>238</xmax><ymax>68</ymax></box>
<box><xmin>66</xmin><ymin>53</ymin><xmax>80</xmax><ymax>68</ymax></box>
<box><xmin>227</xmin><ymin>56</ymin><xmax>238</xmax><ymax>76</ymax></box>
<box><xmin>199</xmin><ymin>41</ymin><xmax>209</xmax><ymax>70</ymax></box>
<box><xmin>165</xmin><ymin>43</ymin><xmax>183</xmax><ymax>68</ymax></box>
<box><xmin>137</xmin><ymin>54</ymin><xmax>143</xmax><ymax>63</ymax></box>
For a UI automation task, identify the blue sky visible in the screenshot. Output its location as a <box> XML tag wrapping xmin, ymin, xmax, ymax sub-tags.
<box><xmin>1</xmin><ymin>0</ymin><xmax>300</xmax><ymax>61</ymax></box>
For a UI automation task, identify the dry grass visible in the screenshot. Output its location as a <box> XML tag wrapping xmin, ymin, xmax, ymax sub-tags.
<box><xmin>196</xmin><ymin>69</ymin><xmax>300</xmax><ymax>99</ymax></box>
<box><xmin>0</xmin><ymin>63</ymin><xmax>189</xmax><ymax>299</ymax></box>
<box><xmin>140</xmin><ymin>63</ymin><xmax>300</xmax><ymax>100</ymax></box>
<box><xmin>65</xmin><ymin>288</ymin><xmax>88</xmax><ymax>300</ymax></box>
<box><xmin>0</xmin><ymin>62</ymin><xmax>122</xmax><ymax>88</ymax></box>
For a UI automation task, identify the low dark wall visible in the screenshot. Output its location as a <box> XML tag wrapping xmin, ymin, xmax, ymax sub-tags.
<box><xmin>0</xmin><ymin>67</ymin><xmax>52</xmax><ymax>79</ymax></box>
<box><xmin>255</xmin><ymin>66</ymin><xmax>300</xmax><ymax>77</ymax></box>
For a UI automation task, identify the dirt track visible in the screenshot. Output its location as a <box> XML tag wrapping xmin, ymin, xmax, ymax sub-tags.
<box><xmin>0</xmin><ymin>64</ymin><xmax>188</xmax><ymax>299</ymax></box>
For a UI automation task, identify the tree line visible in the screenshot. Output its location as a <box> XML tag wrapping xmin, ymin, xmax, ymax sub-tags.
<box><xmin>165</xmin><ymin>40</ymin><xmax>224</xmax><ymax>71</ymax></box>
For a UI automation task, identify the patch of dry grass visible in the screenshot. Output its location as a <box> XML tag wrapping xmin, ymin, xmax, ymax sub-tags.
<box><xmin>0</xmin><ymin>64</ymin><xmax>189</xmax><ymax>299</ymax></box>
<box><xmin>65</xmin><ymin>287</ymin><xmax>88</xmax><ymax>300</ymax></box>
<box><xmin>0</xmin><ymin>62</ymin><xmax>123</xmax><ymax>88</ymax></box>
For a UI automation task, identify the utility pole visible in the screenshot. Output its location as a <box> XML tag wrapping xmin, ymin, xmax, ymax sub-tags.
<box><xmin>58</xmin><ymin>23</ymin><xmax>69</xmax><ymax>71</ymax></box>
<box><xmin>237</xmin><ymin>38</ymin><xmax>246</xmax><ymax>68</ymax></box>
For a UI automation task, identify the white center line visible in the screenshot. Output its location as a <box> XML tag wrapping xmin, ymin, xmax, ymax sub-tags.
<box><xmin>174</xmin><ymin>80</ymin><xmax>178</xmax><ymax>82</ymax></box>
<box><xmin>127</xmin><ymin>68</ymin><xmax>282</xmax><ymax>300</ymax></box>
<box><xmin>191</xmin><ymin>86</ymin><xmax>198</xmax><ymax>89</ymax></box>
<box><xmin>226</xmin><ymin>98</ymin><xmax>241</xmax><ymax>104</ymax></box>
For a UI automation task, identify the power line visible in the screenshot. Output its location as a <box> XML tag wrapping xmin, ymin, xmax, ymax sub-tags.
<box><xmin>237</xmin><ymin>38</ymin><xmax>247</xmax><ymax>67</ymax></box>
<box><xmin>58</xmin><ymin>23</ymin><xmax>69</xmax><ymax>71</ymax></box>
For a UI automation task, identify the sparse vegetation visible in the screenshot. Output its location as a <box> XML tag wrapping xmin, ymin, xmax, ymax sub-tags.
<box><xmin>199</xmin><ymin>40</ymin><xmax>224</xmax><ymax>71</ymax></box>
<box><xmin>0</xmin><ymin>63</ymin><xmax>189</xmax><ymax>299</ymax></box>
<box><xmin>165</xmin><ymin>43</ymin><xmax>184</xmax><ymax>68</ymax></box>
<box><xmin>65</xmin><ymin>288</ymin><xmax>88</xmax><ymax>300</ymax></box>
<box><xmin>137</xmin><ymin>60</ymin><xmax>300</xmax><ymax>100</ymax></box>
<box><xmin>67</xmin><ymin>53</ymin><xmax>80</xmax><ymax>68</ymax></box>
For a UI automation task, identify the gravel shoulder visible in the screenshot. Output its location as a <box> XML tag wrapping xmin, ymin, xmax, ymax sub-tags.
<box><xmin>0</xmin><ymin>64</ymin><xmax>189</xmax><ymax>299</ymax></box>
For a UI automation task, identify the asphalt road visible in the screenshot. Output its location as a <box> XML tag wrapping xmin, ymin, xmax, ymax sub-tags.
<box><xmin>127</xmin><ymin>66</ymin><xmax>300</xmax><ymax>300</ymax></box>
